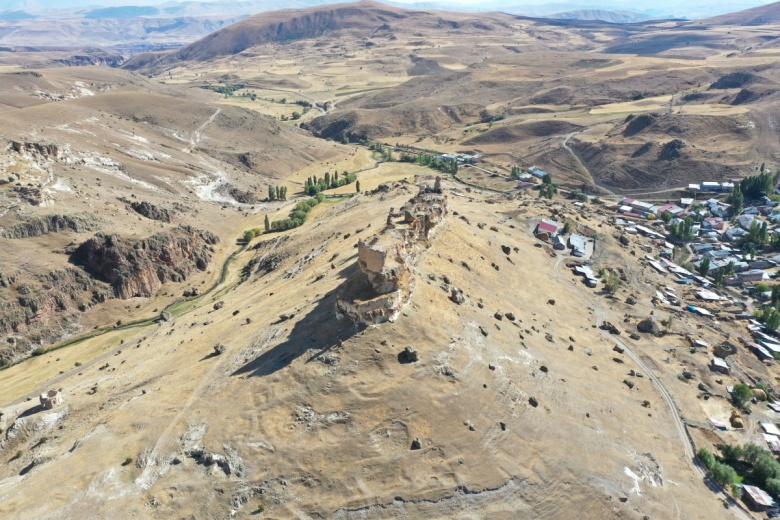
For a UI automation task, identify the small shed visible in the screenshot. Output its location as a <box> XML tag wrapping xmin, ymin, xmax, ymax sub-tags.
<box><xmin>742</xmin><ymin>484</ymin><xmax>776</xmax><ymax>511</ymax></box>
<box><xmin>552</xmin><ymin>235</ymin><xmax>566</xmax><ymax>250</ymax></box>
<box><xmin>710</xmin><ymin>418</ymin><xmax>728</xmax><ymax>431</ymax></box>
<box><xmin>693</xmin><ymin>339</ymin><xmax>709</xmax><ymax>349</ymax></box>
<box><xmin>568</xmin><ymin>234</ymin><xmax>587</xmax><ymax>257</ymax></box>
<box><xmin>760</xmin><ymin>421</ymin><xmax>780</xmax><ymax>436</ymax></box>
<box><xmin>711</xmin><ymin>357</ymin><xmax>730</xmax><ymax>375</ymax></box>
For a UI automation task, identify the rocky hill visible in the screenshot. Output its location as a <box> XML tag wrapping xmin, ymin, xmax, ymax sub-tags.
<box><xmin>703</xmin><ymin>0</ymin><xmax>780</xmax><ymax>25</ymax></box>
<box><xmin>70</xmin><ymin>226</ymin><xmax>219</xmax><ymax>300</ymax></box>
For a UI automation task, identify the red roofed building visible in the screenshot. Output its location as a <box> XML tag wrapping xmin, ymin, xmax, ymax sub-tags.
<box><xmin>535</xmin><ymin>219</ymin><xmax>560</xmax><ymax>236</ymax></box>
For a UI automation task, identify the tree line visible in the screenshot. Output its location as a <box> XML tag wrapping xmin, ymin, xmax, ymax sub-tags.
<box><xmin>399</xmin><ymin>153</ymin><xmax>458</xmax><ymax>174</ymax></box>
<box><xmin>268</xmin><ymin>185</ymin><xmax>288</xmax><ymax>201</ymax></box>
<box><xmin>305</xmin><ymin>171</ymin><xmax>358</xmax><ymax>196</ymax></box>
<box><xmin>698</xmin><ymin>437</ymin><xmax>780</xmax><ymax>500</ymax></box>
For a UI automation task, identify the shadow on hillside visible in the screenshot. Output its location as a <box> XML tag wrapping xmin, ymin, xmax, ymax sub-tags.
<box><xmin>231</xmin><ymin>281</ymin><xmax>362</xmax><ymax>378</ymax></box>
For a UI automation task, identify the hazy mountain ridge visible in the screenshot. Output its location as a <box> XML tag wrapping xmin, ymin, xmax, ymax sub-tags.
<box><xmin>548</xmin><ymin>9</ymin><xmax>659</xmax><ymax>23</ymax></box>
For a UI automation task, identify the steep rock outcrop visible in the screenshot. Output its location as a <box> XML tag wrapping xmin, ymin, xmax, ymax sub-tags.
<box><xmin>70</xmin><ymin>226</ymin><xmax>219</xmax><ymax>299</ymax></box>
<box><xmin>0</xmin><ymin>268</ymin><xmax>111</xmax><ymax>363</ymax></box>
<box><xmin>0</xmin><ymin>213</ymin><xmax>103</xmax><ymax>239</ymax></box>
<box><xmin>127</xmin><ymin>200</ymin><xmax>172</xmax><ymax>222</ymax></box>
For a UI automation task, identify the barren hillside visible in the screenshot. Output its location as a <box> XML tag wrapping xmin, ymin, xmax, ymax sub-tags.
<box><xmin>3</xmin><ymin>2</ymin><xmax>780</xmax><ymax>519</ymax></box>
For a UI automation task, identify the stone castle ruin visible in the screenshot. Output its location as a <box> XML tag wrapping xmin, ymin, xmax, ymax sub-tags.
<box><xmin>337</xmin><ymin>178</ymin><xmax>447</xmax><ymax>325</ymax></box>
<box><xmin>39</xmin><ymin>389</ymin><xmax>63</xmax><ymax>410</ymax></box>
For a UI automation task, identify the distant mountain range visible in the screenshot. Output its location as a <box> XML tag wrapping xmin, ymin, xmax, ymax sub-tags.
<box><xmin>547</xmin><ymin>10</ymin><xmax>658</xmax><ymax>23</ymax></box>
<box><xmin>0</xmin><ymin>0</ymin><xmax>776</xmax><ymax>49</ymax></box>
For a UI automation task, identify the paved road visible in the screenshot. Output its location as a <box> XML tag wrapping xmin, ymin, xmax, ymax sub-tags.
<box><xmin>552</xmin><ymin>255</ymin><xmax>753</xmax><ymax>520</ymax></box>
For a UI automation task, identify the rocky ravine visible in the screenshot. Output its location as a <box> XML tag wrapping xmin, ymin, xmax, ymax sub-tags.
<box><xmin>0</xmin><ymin>225</ymin><xmax>219</xmax><ymax>364</ymax></box>
<box><xmin>70</xmin><ymin>225</ymin><xmax>219</xmax><ymax>299</ymax></box>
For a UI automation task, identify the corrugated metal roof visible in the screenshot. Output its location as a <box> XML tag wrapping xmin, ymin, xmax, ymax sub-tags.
<box><xmin>761</xmin><ymin>421</ymin><xmax>780</xmax><ymax>436</ymax></box>
<box><xmin>743</xmin><ymin>485</ymin><xmax>775</xmax><ymax>508</ymax></box>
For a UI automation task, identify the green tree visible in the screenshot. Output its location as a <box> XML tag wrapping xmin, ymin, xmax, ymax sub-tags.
<box><xmin>721</xmin><ymin>444</ymin><xmax>744</xmax><ymax>464</ymax></box>
<box><xmin>760</xmin><ymin>307</ymin><xmax>780</xmax><ymax>331</ymax></box>
<box><xmin>291</xmin><ymin>111</ymin><xmax>301</xmax><ymax>120</ymax></box>
<box><xmin>604</xmin><ymin>271</ymin><xmax>621</xmax><ymax>294</ymax></box>
<box><xmin>697</xmin><ymin>257</ymin><xmax>710</xmax><ymax>278</ymax></box>
<box><xmin>268</xmin><ymin>185</ymin><xmax>275</xmax><ymax>201</ymax></box>
<box><xmin>765</xmin><ymin>478</ymin><xmax>780</xmax><ymax>499</ymax></box>
<box><xmin>710</xmin><ymin>462</ymin><xmax>738</xmax><ymax>487</ymax></box>
<box><xmin>730</xmin><ymin>185</ymin><xmax>744</xmax><ymax>215</ymax></box>
<box><xmin>697</xmin><ymin>448</ymin><xmax>716</xmax><ymax>469</ymax></box>
<box><xmin>563</xmin><ymin>221</ymin><xmax>573</xmax><ymax>234</ymax></box>
<box><xmin>771</xmin><ymin>285</ymin><xmax>780</xmax><ymax>305</ymax></box>
<box><xmin>356</xmin><ymin>180</ymin><xmax>361</xmax><ymax>192</ymax></box>
<box><xmin>661</xmin><ymin>210</ymin><xmax>673</xmax><ymax>223</ymax></box>
<box><xmin>714</xmin><ymin>268</ymin><xmax>725</xmax><ymax>287</ymax></box>
<box><xmin>264</xmin><ymin>214</ymin><xmax>270</xmax><ymax>233</ymax></box>
<box><xmin>732</xmin><ymin>383</ymin><xmax>753</xmax><ymax>408</ymax></box>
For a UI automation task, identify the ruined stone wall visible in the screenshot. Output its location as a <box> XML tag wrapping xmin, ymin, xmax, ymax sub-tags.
<box><xmin>338</xmin><ymin>179</ymin><xmax>446</xmax><ymax>326</ymax></box>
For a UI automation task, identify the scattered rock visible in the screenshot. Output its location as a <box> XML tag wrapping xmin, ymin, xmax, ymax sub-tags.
<box><xmin>545</xmin><ymin>333</ymin><xmax>554</xmax><ymax>343</ymax></box>
<box><xmin>539</xmin><ymin>365</ymin><xmax>548</xmax><ymax>373</ymax></box>
<box><xmin>159</xmin><ymin>310</ymin><xmax>173</xmax><ymax>322</ymax></box>
<box><xmin>613</xmin><ymin>345</ymin><xmax>624</xmax><ymax>354</ymax></box>
<box><xmin>624</xmin><ymin>380</ymin><xmax>635</xmax><ymax>389</ymax></box>
<box><xmin>183</xmin><ymin>287</ymin><xmax>199</xmax><ymax>297</ymax></box>
<box><xmin>612</xmin><ymin>357</ymin><xmax>625</xmax><ymax>364</ymax></box>
<box><xmin>600</xmin><ymin>321</ymin><xmax>620</xmax><ymax>335</ymax></box>
<box><xmin>213</xmin><ymin>343</ymin><xmax>226</xmax><ymax>356</ymax></box>
<box><xmin>626</xmin><ymin>296</ymin><xmax>636</xmax><ymax>305</ymax></box>
<box><xmin>479</xmin><ymin>326</ymin><xmax>489</xmax><ymax>337</ymax></box>
<box><xmin>449</xmin><ymin>289</ymin><xmax>465</xmax><ymax>305</ymax></box>
<box><xmin>501</xmin><ymin>245</ymin><xmax>511</xmax><ymax>255</ymax></box>
<box><xmin>213</xmin><ymin>301</ymin><xmax>224</xmax><ymax>310</ymax></box>
<box><xmin>401</xmin><ymin>346</ymin><xmax>419</xmax><ymax>363</ymax></box>
<box><xmin>547</xmin><ymin>299</ymin><xmax>555</xmax><ymax>306</ymax></box>
<box><xmin>505</xmin><ymin>312</ymin><xmax>516</xmax><ymax>321</ymax></box>
<box><xmin>410</xmin><ymin>438</ymin><xmax>422</xmax><ymax>450</ymax></box>
<box><xmin>629</xmin><ymin>332</ymin><xmax>641</xmax><ymax>340</ymax></box>
<box><xmin>619</xmin><ymin>235</ymin><xmax>630</xmax><ymax>246</ymax></box>
<box><xmin>528</xmin><ymin>397</ymin><xmax>539</xmax><ymax>408</ymax></box>
<box><xmin>637</xmin><ymin>318</ymin><xmax>660</xmax><ymax>335</ymax></box>
<box><xmin>494</xmin><ymin>311</ymin><xmax>504</xmax><ymax>321</ymax></box>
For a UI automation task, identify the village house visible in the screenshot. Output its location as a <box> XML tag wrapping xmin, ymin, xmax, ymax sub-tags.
<box><xmin>535</xmin><ymin>219</ymin><xmax>560</xmax><ymax>237</ymax></box>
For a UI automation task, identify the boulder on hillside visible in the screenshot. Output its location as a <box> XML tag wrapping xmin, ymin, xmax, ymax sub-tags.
<box><xmin>637</xmin><ymin>318</ymin><xmax>660</xmax><ymax>335</ymax></box>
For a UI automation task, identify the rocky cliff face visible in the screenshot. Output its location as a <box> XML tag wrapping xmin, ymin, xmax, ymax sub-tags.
<box><xmin>128</xmin><ymin>200</ymin><xmax>173</xmax><ymax>222</ymax></box>
<box><xmin>70</xmin><ymin>225</ymin><xmax>219</xmax><ymax>299</ymax></box>
<box><xmin>0</xmin><ymin>268</ymin><xmax>111</xmax><ymax>364</ymax></box>
<box><xmin>10</xmin><ymin>141</ymin><xmax>59</xmax><ymax>159</ymax></box>
<box><xmin>0</xmin><ymin>213</ymin><xmax>103</xmax><ymax>239</ymax></box>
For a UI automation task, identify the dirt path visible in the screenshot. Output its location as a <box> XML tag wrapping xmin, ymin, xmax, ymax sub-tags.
<box><xmin>189</xmin><ymin>107</ymin><xmax>221</xmax><ymax>151</ymax></box>
<box><xmin>242</xmin><ymin>84</ymin><xmax>326</xmax><ymax>113</ymax></box>
<box><xmin>560</xmin><ymin>131</ymin><xmax>599</xmax><ymax>188</ymax></box>
<box><xmin>552</xmin><ymin>255</ymin><xmax>752</xmax><ymax>520</ymax></box>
